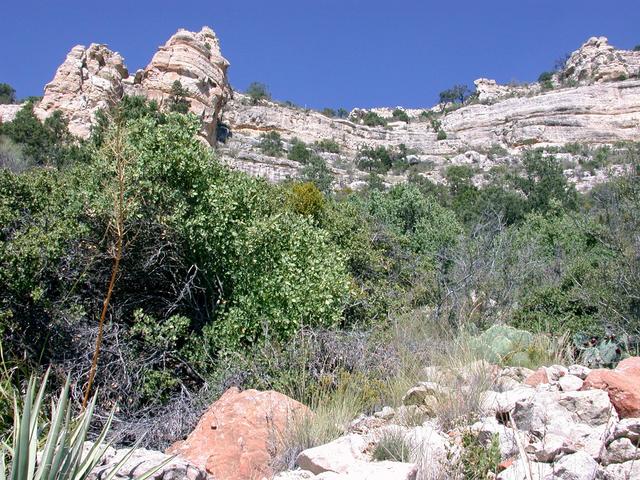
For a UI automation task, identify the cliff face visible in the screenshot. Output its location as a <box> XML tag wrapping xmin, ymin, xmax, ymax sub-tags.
<box><xmin>32</xmin><ymin>27</ymin><xmax>231</xmax><ymax>144</ymax></box>
<box><xmin>218</xmin><ymin>37</ymin><xmax>640</xmax><ymax>191</ymax></box>
<box><xmin>5</xmin><ymin>33</ymin><xmax>640</xmax><ymax>191</ymax></box>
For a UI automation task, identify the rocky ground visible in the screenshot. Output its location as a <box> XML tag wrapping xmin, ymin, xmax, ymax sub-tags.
<box><xmin>85</xmin><ymin>357</ymin><xmax>640</xmax><ymax>480</ymax></box>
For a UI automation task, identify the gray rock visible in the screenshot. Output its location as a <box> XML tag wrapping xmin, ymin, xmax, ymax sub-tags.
<box><xmin>547</xmin><ymin>451</ymin><xmax>598</xmax><ymax>480</ymax></box>
<box><xmin>599</xmin><ymin>460</ymin><xmax>640</xmax><ymax>480</ymax></box>
<box><xmin>559</xmin><ymin>375</ymin><xmax>585</xmax><ymax>392</ymax></box>
<box><xmin>89</xmin><ymin>447</ymin><xmax>208</xmax><ymax>480</ymax></box>
<box><xmin>602</xmin><ymin>437</ymin><xmax>640</xmax><ymax>465</ymax></box>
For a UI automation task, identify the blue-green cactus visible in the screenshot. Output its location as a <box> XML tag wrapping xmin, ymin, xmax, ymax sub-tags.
<box><xmin>470</xmin><ymin>325</ymin><xmax>534</xmax><ymax>366</ymax></box>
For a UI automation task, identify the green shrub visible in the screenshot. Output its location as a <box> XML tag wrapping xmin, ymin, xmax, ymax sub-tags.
<box><xmin>458</xmin><ymin>431</ymin><xmax>501</xmax><ymax>480</ymax></box>
<box><xmin>259</xmin><ymin>131</ymin><xmax>284</xmax><ymax>157</ymax></box>
<box><xmin>246</xmin><ymin>82</ymin><xmax>271</xmax><ymax>104</ymax></box>
<box><xmin>0</xmin><ymin>84</ymin><xmax>16</xmax><ymax>105</ymax></box>
<box><xmin>167</xmin><ymin>80</ymin><xmax>190</xmax><ymax>114</ymax></box>
<box><xmin>392</xmin><ymin>108</ymin><xmax>410</xmax><ymax>123</ymax></box>
<box><xmin>362</xmin><ymin>112</ymin><xmax>387</xmax><ymax>127</ymax></box>
<box><xmin>287</xmin><ymin>181</ymin><xmax>325</xmax><ymax>218</ymax></box>
<box><xmin>321</xmin><ymin>108</ymin><xmax>336</xmax><ymax>117</ymax></box>
<box><xmin>287</xmin><ymin>137</ymin><xmax>311</xmax><ymax>163</ymax></box>
<box><xmin>2</xmin><ymin>103</ymin><xmax>87</xmax><ymax>167</ymax></box>
<box><xmin>439</xmin><ymin>84</ymin><xmax>471</xmax><ymax>105</ymax></box>
<box><xmin>538</xmin><ymin>71</ymin><xmax>555</xmax><ymax>90</ymax></box>
<box><xmin>300</xmin><ymin>154</ymin><xmax>334</xmax><ymax>192</ymax></box>
<box><xmin>437</xmin><ymin>129</ymin><xmax>447</xmax><ymax>141</ymax></box>
<box><xmin>315</xmin><ymin>138</ymin><xmax>341</xmax><ymax>153</ymax></box>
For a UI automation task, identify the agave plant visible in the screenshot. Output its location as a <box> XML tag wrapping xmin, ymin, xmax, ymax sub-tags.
<box><xmin>1</xmin><ymin>371</ymin><xmax>170</xmax><ymax>480</ymax></box>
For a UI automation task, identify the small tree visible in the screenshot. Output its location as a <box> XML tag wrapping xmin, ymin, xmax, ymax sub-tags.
<box><xmin>336</xmin><ymin>108</ymin><xmax>349</xmax><ymax>119</ymax></box>
<box><xmin>321</xmin><ymin>108</ymin><xmax>336</xmax><ymax>117</ymax></box>
<box><xmin>0</xmin><ymin>83</ymin><xmax>16</xmax><ymax>104</ymax></box>
<box><xmin>634</xmin><ymin>45</ymin><xmax>640</xmax><ymax>52</ymax></box>
<box><xmin>168</xmin><ymin>80</ymin><xmax>191</xmax><ymax>114</ymax></box>
<box><xmin>246</xmin><ymin>82</ymin><xmax>271</xmax><ymax>105</ymax></box>
<box><xmin>439</xmin><ymin>84</ymin><xmax>471</xmax><ymax>105</ymax></box>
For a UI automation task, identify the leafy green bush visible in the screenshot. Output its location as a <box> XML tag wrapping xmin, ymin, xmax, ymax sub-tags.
<box><xmin>356</xmin><ymin>145</ymin><xmax>410</xmax><ymax>174</ymax></box>
<box><xmin>1</xmin><ymin>103</ymin><xmax>87</xmax><ymax>167</ymax></box>
<box><xmin>0</xmin><ymin>83</ymin><xmax>16</xmax><ymax>105</ymax></box>
<box><xmin>437</xmin><ymin>130</ymin><xmax>447</xmax><ymax>141</ymax></box>
<box><xmin>362</xmin><ymin>112</ymin><xmax>387</xmax><ymax>127</ymax></box>
<box><xmin>538</xmin><ymin>71</ymin><xmax>555</xmax><ymax>90</ymax></box>
<box><xmin>167</xmin><ymin>80</ymin><xmax>190</xmax><ymax>114</ymax></box>
<box><xmin>392</xmin><ymin>108</ymin><xmax>410</xmax><ymax>123</ymax></box>
<box><xmin>458</xmin><ymin>431</ymin><xmax>501</xmax><ymax>479</ymax></box>
<box><xmin>439</xmin><ymin>84</ymin><xmax>471</xmax><ymax>105</ymax></box>
<box><xmin>259</xmin><ymin>131</ymin><xmax>284</xmax><ymax>156</ymax></box>
<box><xmin>287</xmin><ymin>137</ymin><xmax>311</xmax><ymax>163</ymax></box>
<box><xmin>315</xmin><ymin>138</ymin><xmax>341</xmax><ymax>153</ymax></box>
<box><xmin>300</xmin><ymin>154</ymin><xmax>334</xmax><ymax>192</ymax></box>
<box><xmin>287</xmin><ymin>182</ymin><xmax>325</xmax><ymax>218</ymax></box>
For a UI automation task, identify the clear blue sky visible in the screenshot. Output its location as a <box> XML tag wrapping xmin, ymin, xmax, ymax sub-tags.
<box><xmin>1</xmin><ymin>0</ymin><xmax>639</xmax><ymax>110</ymax></box>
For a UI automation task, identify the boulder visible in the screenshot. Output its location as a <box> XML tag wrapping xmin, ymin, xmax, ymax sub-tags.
<box><xmin>581</xmin><ymin>356</ymin><xmax>640</xmax><ymax>418</ymax></box>
<box><xmin>402</xmin><ymin>382</ymin><xmax>447</xmax><ymax>409</ymax></box>
<box><xmin>472</xmin><ymin>417</ymin><xmax>520</xmax><ymax>459</ymax></box>
<box><xmin>600</xmin><ymin>460</ymin><xmax>640</xmax><ymax>480</ymax></box>
<box><xmin>559</xmin><ymin>375</ymin><xmax>584</xmax><ymax>392</ymax></box>
<box><xmin>88</xmin><ymin>447</ymin><xmax>207</xmax><ymax>480</ymax></box>
<box><xmin>610</xmin><ymin>417</ymin><xmax>640</xmax><ymax>443</ymax></box>
<box><xmin>524</xmin><ymin>368</ymin><xmax>550</xmax><ymax>387</ymax></box>
<box><xmin>602</xmin><ymin>437</ymin><xmax>640</xmax><ymax>465</ymax></box>
<box><xmin>562</xmin><ymin>37</ymin><xmax>635</xmax><ymax>85</ymax></box>
<box><xmin>296</xmin><ymin>435</ymin><xmax>368</xmax><ymax>475</ymax></box>
<box><xmin>167</xmin><ymin>387</ymin><xmax>309</xmax><ymax>480</ymax></box>
<box><xmin>497</xmin><ymin>457</ymin><xmax>553</xmax><ymax>480</ymax></box>
<box><xmin>548</xmin><ymin>451</ymin><xmax>598</xmax><ymax>480</ymax></box>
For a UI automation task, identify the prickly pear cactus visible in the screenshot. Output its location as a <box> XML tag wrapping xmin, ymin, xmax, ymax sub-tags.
<box><xmin>470</xmin><ymin>325</ymin><xmax>534</xmax><ymax>366</ymax></box>
<box><xmin>574</xmin><ymin>333</ymin><xmax>624</xmax><ymax>368</ymax></box>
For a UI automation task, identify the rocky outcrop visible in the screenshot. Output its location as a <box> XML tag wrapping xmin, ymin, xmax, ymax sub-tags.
<box><xmin>167</xmin><ymin>387</ymin><xmax>310</xmax><ymax>480</ymax></box>
<box><xmin>561</xmin><ymin>37</ymin><xmax>640</xmax><ymax>85</ymax></box>
<box><xmin>32</xmin><ymin>27</ymin><xmax>230</xmax><ymax>143</ymax></box>
<box><xmin>34</xmin><ymin>44</ymin><xmax>128</xmax><ymax>138</ymax></box>
<box><xmin>274</xmin><ymin>358</ymin><xmax>640</xmax><ymax>480</ymax></box>
<box><xmin>0</xmin><ymin>104</ymin><xmax>24</xmax><ymax>124</ymax></box>
<box><xmin>129</xmin><ymin>27</ymin><xmax>231</xmax><ymax>144</ymax></box>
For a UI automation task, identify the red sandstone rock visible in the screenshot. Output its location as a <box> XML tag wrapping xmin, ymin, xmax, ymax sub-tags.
<box><xmin>167</xmin><ymin>387</ymin><xmax>310</xmax><ymax>480</ymax></box>
<box><xmin>581</xmin><ymin>357</ymin><xmax>640</xmax><ymax>419</ymax></box>
<box><xmin>524</xmin><ymin>367</ymin><xmax>549</xmax><ymax>387</ymax></box>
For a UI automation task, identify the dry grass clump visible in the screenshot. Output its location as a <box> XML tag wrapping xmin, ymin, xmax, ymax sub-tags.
<box><xmin>371</xmin><ymin>428</ymin><xmax>413</xmax><ymax>462</ymax></box>
<box><xmin>271</xmin><ymin>378</ymin><xmax>367</xmax><ymax>472</ymax></box>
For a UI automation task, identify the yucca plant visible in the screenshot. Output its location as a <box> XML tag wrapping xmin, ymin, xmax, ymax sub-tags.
<box><xmin>1</xmin><ymin>371</ymin><xmax>170</xmax><ymax>480</ymax></box>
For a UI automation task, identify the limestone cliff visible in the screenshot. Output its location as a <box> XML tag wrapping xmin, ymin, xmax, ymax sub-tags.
<box><xmin>32</xmin><ymin>27</ymin><xmax>231</xmax><ymax>144</ymax></box>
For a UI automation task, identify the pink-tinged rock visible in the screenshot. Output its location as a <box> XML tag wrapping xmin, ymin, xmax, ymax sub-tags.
<box><xmin>581</xmin><ymin>357</ymin><xmax>640</xmax><ymax>418</ymax></box>
<box><xmin>167</xmin><ymin>387</ymin><xmax>310</xmax><ymax>480</ymax></box>
<box><xmin>524</xmin><ymin>367</ymin><xmax>549</xmax><ymax>387</ymax></box>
